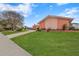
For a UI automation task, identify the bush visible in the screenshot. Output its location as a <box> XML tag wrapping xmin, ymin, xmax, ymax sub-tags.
<box><xmin>69</xmin><ymin>26</ymin><xmax>75</xmax><ymax>30</ymax></box>
<box><xmin>0</xmin><ymin>26</ymin><xmax>4</xmax><ymax>31</ymax></box>
<box><xmin>36</xmin><ymin>28</ymin><xmax>41</xmax><ymax>31</ymax></box>
<box><xmin>16</xmin><ymin>27</ymin><xmax>27</xmax><ymax>32</ymax></box>
<box><xmin>16</xmin><ymin>28</ymin><xmax>22</xmax><ymax>31</ymax></box>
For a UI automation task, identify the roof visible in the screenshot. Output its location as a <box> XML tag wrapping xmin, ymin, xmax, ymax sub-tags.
<box><xmin>38</xmin><ymin>15</ymin><xmax>73</xmax><ymax>24</ymax></box>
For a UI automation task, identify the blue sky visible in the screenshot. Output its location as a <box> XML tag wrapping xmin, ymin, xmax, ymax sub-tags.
<box><xmin>0</xmin><ymin>3</ymin><xmax>79</xmax><ymax>27</ymax></box>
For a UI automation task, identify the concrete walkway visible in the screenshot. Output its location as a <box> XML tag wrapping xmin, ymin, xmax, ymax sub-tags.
<box><xmin>7</xmin><ymin>30</ymin><xmax>35</xmax><ymax>38</ymax></box>
<box><xmin>0</xmin><ymin>30</ymin><xmax>35</xmax><ymax>56</ymax></box>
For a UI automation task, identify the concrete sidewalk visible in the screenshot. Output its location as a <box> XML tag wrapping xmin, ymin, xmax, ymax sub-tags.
<box><xmin>0</xmin><ymin>30</ymin><xmax>35</xmax><ymax>56</ymax></box>
<box><xmin>7</xmin><ymin>30</ymin><xmax>35</xmax><ymax>39</ymax></box>
<box><xmin>0</xmin><ymin>33</ymin><xmax>31</xmax><ymax>56</ymax></box>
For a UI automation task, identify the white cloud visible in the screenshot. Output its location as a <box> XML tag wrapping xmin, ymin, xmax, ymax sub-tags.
<box><xmin>59</xmin><ymin>8</ymin><xmax>79</xmax><ymax>17</ymax></box>
<box><xmin>49</xmin><ymin>5</ymin><xmax>53</xmax><ymax>8</ymax></box>
<box><xmin>58</xmin><ymin>8</ymin><xmax>79</xmax><ymax>23</ymax></box>
<box><xmin>48</xmin><ymin>5</ymin><xmax>53</xmax><ymax>10</ymax></box>
<box><xmin>65</xmin><ymin>8</ymin><xmax>79</xmax><ymax>15</ymax></box>
<box><xmin>16</xmin><ymin>4</ymin><xmax>32</xmax><ymax>17</ymax></box>
<box><xmin>0</xmin><ymin>3</ymin><xmax>32</xmax><ymax>17</ymax></box>
<box><xmin>31</xmin><ymin>4</ymin><xmax>38</xmax><ymax>7</ymax></box>
<box><xmin>56</xmin><ymin>3</ymin><xmax>68</xmax><ymax>6</ymax></box>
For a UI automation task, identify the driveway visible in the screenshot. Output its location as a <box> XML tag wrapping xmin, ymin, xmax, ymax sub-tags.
<box><xmin>0</xmin><ymin>30</ymin><xmax>35</xmax><ymax>56</ymax></box>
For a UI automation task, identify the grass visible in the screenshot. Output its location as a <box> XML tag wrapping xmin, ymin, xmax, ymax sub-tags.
<box><xmin>12</xmin><ymin>31</ymin><xmax>79</xmax><ymax>56</ymax></box>
<box><xmin>1</xmin><ymin>31</ymin><xmax>17</xmax><ymax>35</ymax></box>
<box><xmin>1</xmin><ymin>30</ymin><xmax>27</xmax><ymax>35</ymax></box>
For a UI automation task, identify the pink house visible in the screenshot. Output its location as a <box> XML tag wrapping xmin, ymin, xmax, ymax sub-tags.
<box><xmin>33</xmin><ymin>15</ymin><xmax>73</xmax><ymax>30</ymax></box>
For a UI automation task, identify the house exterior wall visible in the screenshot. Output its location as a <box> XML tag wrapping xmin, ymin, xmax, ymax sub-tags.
<box><xmin>32</xmin><ymin>24</ymin><xmax>36</xmax><ymax>29</ymax></box>
<box><xmin>57</xmin><ymin>18</ymin><xmax>70</xmax><ymax>29</ymax></box>
<box><xmin>37</xmin><ymin>16</ymin><xmax>72</xmax><ymax>30</ymax></box>
<box><xmin>45</xmin><ymin>18</ymin><xmax>57</xmax><ymax>29</ymax></box>
<box><xmin>39</xmin><ymin>21</ymin><xmax>45</xmax><ymax>29</ymax></box>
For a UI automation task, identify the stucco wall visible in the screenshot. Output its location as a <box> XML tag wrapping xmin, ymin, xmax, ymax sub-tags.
<box><xmin>38</xmin><ymin>16</ymin><xmax>71</xmax><ymax>30</ymax></box>
<box><xmin>57</xmin><ymin>19</ymin><xmax>70</xmax><ymax>29</ymax></box>
<box><xmin>45</xmin><ymin>18</ymin><xmax>57</xmax><ymax>29</ymax></box>
<box><xmin>39</xmin><ymin>21</ymin><xmax>45</xmax><ymax>29</ymax></box>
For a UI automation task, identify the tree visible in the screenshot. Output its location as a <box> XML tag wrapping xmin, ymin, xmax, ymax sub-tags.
<box><xmin>1</xmin><ymin>11</ymin><xmax>24</xmax><ymax>31</ymax></box>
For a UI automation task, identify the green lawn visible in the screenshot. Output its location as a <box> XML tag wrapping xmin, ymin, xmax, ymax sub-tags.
<box><xmin>12</xmin><ymin>31</ymin><xmax>79</xmax><ymax>56</ymax></box>
<box><xmin>1</xmin><ymin>30</ymin><xmax>27</xmax><ymax>35</ymax></box>
<box><xmin>1</xmin><ymin>31</ymin><xmax>17</xmax><ymax>35</ymax></box>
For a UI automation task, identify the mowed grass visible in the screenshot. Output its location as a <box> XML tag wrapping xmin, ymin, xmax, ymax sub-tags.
<box><xmin>12</xmin><ymin>31</ymin><xmax>79</xmax><ymax>56</ymax></box>
<box><xmin>1</xmin><ymin>30</ymin><xmax>27</xmax><ymax>35</ymax></box>
<box><xmin>2</xmin><ymin>31</ymin><xmax>17</xmax><ymax>35</ymax></box>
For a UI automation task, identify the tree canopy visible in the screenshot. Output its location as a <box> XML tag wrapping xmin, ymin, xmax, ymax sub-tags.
<box><xmin>0</xmin><ymin>10</ymin><xmax>24</xmax><ymax>31</ymax></box>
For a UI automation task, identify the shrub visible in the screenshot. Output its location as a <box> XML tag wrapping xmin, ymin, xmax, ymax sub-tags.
<box><xmin>0</xmin><ymin>25</ymin><xmax>4</xmax><ymax>31</ymax></box>
<box><xmin>16</xmin><ymin>27</ymin><xmax>27</xmax><ymax>32</ymax></box>
<box><xmin>36</xmin><ymin>28</ymin><xmax>40</xmax><ymax>31</ymax></box>
<box><xmin>69</xmin><ymin>26</ymin><xmax>75</xmax><ymax>30</ymax></box>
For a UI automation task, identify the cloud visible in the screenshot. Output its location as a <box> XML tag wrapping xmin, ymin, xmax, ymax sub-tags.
<box><xmin>56</xmin><ymin>3</ymin><xmax>68</xmax><ymax>6</ymax></box>
<box><xmin>16</xmin><ymin>4</ymin><xmax>32</xmax><ymax>17</ymax></box>
<box><xmin>31</xmin><ymin>4</ymin><xmax>38</xmax><ymax>7</ymax></box>
<box><xmin>0</xmin><ymin>3</ymin><xmax>32</xmax><ymax>17</ymax></box>
<box><xmin>58</xmin><ymin>7</ymin><xmax>79</xmax><ymax>23</ymax></box>
<box><xmin>49</xmin><ymin>5</ymin><xmax>53</xmax><ymax>8</ymax></box>
<box><xmin>48</xmin><ymin>5</ymin><xmax>53</xmax><ymax>10</ymax></box>
<box><xmin>58</xmin><ymin>8</ymin><xmax>79</xmax><ymax>17</ymax></box>
<box><xmin>65</xmin><ymin>8</ymin><xmax>79</xmax><ymax>15</ymax></box>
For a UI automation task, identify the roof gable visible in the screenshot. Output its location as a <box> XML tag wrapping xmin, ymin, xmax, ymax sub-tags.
<box><xmin>38</xmin><ymin>15</ymin><xmax>73</xmax><ymax>24</ymax></box>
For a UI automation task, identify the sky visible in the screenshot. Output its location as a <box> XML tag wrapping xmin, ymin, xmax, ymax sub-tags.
<box><xmin>0</xmin><ymin>3</ymin><xmax>79</xmax><ymax>27</ymax></box>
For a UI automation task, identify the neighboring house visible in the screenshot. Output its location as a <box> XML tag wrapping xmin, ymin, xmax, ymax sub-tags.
<box><xmin>32</xmin><ymin>24</ymin><xmax>39</xmax><ymax>30</ymax></box>
<box><xmin>72</xmin><ymin>23</ymin><xmax>79</xmax><ymax>29</ymax></box>
<box><xmin>33</xmin><ymin>15</ymin><xmax>73</xmax><ymax>30</ymax></box>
